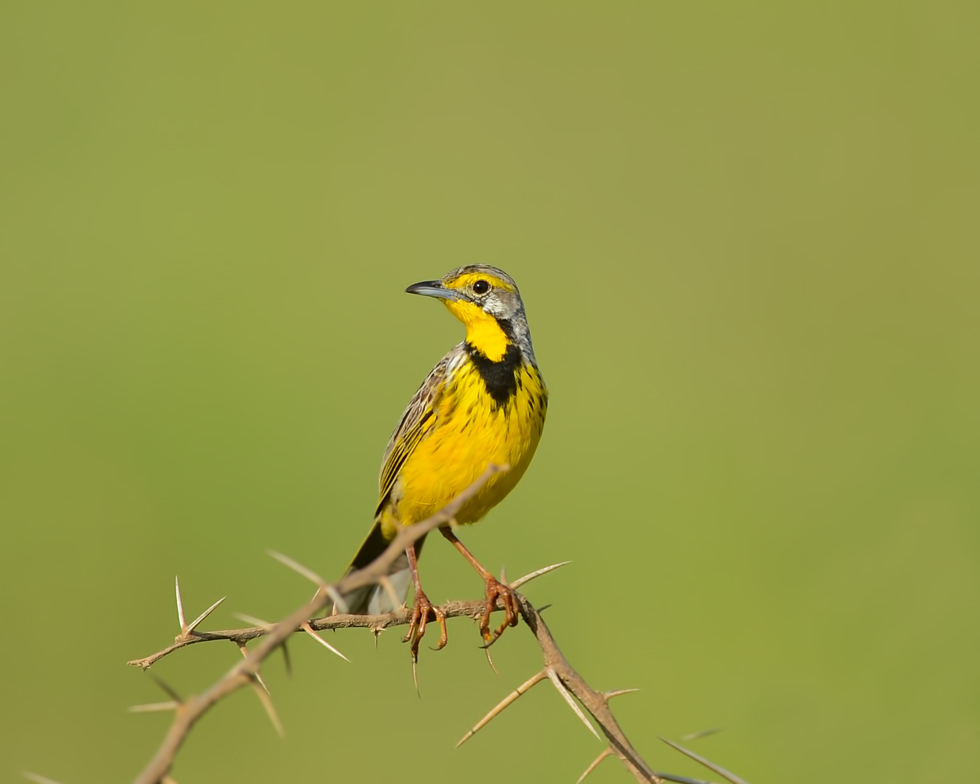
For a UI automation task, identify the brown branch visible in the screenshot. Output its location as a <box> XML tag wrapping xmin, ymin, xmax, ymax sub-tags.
<box><xmin>133</xmin><ymin>463</ymin><xmax>508</xmax><ymax>784</ymax></box>
<box><xmin>518</xmin><ymin>598</ymin><xmax>662</xmax><ymax>783</ymax></box>
<box><xmin>130</xmin><ymin>561</ymin><xmax>571</xmax><ymax>670</ymax></box>
<box><xmin>129</xmin><ymin>601</ymin><xmax>484</xmax><ymax>670</ymax></box>
<box><xmin>130</xmin><ymin>462</ymin><xmax>743</xmax><ymax>784</ymax></box>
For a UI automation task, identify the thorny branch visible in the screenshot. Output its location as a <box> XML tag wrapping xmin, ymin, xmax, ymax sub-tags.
<box><xmin>131</xmin><ymin>464</ymin><xmax>507</xmax><ymax>784</ymax></box>
<box><xmin>128</xmin><ymin>464</ymin><xmax>745</xmax><ymax>784</ymax></box>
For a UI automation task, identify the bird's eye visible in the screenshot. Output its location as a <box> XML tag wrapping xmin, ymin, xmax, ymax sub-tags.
<box><xmin>472</xmin><ymin>280</ymin><xmax>491</xmax><ymax>295</ymax></box>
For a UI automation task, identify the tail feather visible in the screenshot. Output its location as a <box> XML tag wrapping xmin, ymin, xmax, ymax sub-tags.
<box><xmin>339</xmin><ymin>521</ymin><xmax>426</xmax><ymax>615</ymax></box>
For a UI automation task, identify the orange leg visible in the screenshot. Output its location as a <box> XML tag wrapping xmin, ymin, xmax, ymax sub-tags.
<box><xmin>403</xmin><ymin>541</ymin><xmax>448</xmax><ymax>663</ymax></box>
<box><xmin>439</xmin><ymin>527</ymin><xmax>520</xmax><ymax>645</ymax></box>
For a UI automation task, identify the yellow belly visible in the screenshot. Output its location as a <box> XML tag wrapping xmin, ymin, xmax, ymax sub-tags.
<box><xmin>381</xmin><ymin>359</ymin><xmax>546</xmax><ymax>535</ymax></box>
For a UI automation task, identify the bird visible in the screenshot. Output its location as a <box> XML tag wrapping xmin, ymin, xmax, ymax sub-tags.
<box><xmin>338</xmin><ymin>265</ymin><xmax>547</xmax><ymax>661</ymax></box>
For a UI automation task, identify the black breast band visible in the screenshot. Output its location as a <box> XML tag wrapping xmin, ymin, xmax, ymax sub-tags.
<box><xmin>465</xmin><ymin>341</ymin><xmax>522</xmax><ymax>406</ymax></box>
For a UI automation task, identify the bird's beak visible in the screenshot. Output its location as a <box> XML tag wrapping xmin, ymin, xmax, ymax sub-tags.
<box><xmin>406</xmin><ymin>280</ymin><xmax>464</xmax><ymax>302</ymax></box>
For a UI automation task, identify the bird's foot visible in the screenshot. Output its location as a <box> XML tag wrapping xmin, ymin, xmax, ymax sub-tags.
<box><xmin>480</xmin><ymin>576</ymin><xmax>521</xmax><ymax>647</ymax></box>
<box><xmin>403</xmin><ymin>588</ymin><xmax>448</xmax><ymax>663</ymax></box>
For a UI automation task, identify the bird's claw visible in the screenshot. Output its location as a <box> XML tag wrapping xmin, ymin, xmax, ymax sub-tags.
<box><xmin>404</xmin><ymin>588</ymin><xmax>447</xmax><ymax>662</ymax></box>
<box><xmin>480</xmin><ymin>577</ymin><xmax>520</xmax><ymax>647</ymax></box>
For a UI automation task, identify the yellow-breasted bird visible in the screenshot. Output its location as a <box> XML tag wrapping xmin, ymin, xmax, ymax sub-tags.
<box><xmin>339</xmin><ymin>265</ymin><xmax>547</xmax><ymax>659</ymax></box>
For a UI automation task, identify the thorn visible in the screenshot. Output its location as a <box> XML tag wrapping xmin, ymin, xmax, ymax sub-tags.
<box><xmin>603</xmin><ymin>688</ymin><xmax>641</xmax><ymax>700</ymax></box>
<box><xmin>537</xmin><ymin>604</ymin><xmax>553</xmax><ymax>613</ymax></box>
<box><xmin>175</xmin><ymin>576</ymin><xmax>186</xmax><ymax>633</ymax></box>
<box><xmin>510</xmin><ymin>560</ymin><xmax>572</xmax><ymax>589</ymax></box>
<box><xmin>371</xmin><ymin>625</ymin><xmax>385</xmax><ymax>647</ymax></box>
<box><xmin>23</xmin><ymin>773</ymin><xmax>65</xmax><ymax>784</ymax></box>
<box><xmin>148</xmin><ymin>674</ymin><xmax>183</xmax><ymax>704</ymax></box>
<box><xmin>281</xmin><ymin>640</ymin><xmax>292</xmax><ymax>677</ymax></box>
<box><xmin>267</xmin><ymin>550</ymin><xmax>325</xmax><ymax>586</ymax></box>
<box><xmin>499</xmin><ymin>565</ymin><xmax>508</xmax><ymax>586</ymax></box>
<box><xmin>654</xmin><ymin>774</ymin><xmax>712</xmax><ymax>784</ymax></box>
<box><xmin>546</xmin><ymin>668</ymin><xmax>600</xmax><ymax>741</ymax></box>
<box><xmin>184</xmin><ymin>596</ymin><xmax>225</xmax><ymax>635</ymax></box>
<box><xmin>234</xmin><ymin>612</ymin><xmax>273</xmax><ymax>629</ymax></box>
<box><xmin>660</xmin><ymin>737</ymin><xmax>750</xmax><ymax>784</ymax></box>
<box><xmin>484</xmin><ymin>645</ymin><xmax>499</xmax><ymax>675</ymax></box>
<box><xmin>576</xmin><ymin>748</ymin><xmax>613</xmax><ymax>784</ymax></box>
<box><xmin>679</xmin><ymin>727</ymin><xmax>723</xmax><ymax>742</ymax></box>
<box><xmin>251</xmin><ymin>677</ymin><xmax>285</xmax><ymax>738</ymax></box>
<box><xmin>300</xmin><ymin>622</ymin><xmax>350</xmax><ymax>662</ymax></box>
<box><xmin>238</xmin><ymin>643</ymin><xmax>270</xmax><ymax>694</ymax></box>
<box><xmin>324</xmin><ymin>584</ymin><xmax>349</xmax><ymax>615</ymax></box>
<box><xmin>456</xmin><ymin>669</ymin><xmax>547</xmax><ymax>748</ymax></box>
<box><xmin>378</xmin><ymin>575</ymin><xmax>403</xmax><ymax>610</ymax></box>
<box><xmin>128</xmin><ymin>701</ymin><xmax>181</xmax><ymax>713</ymax></box>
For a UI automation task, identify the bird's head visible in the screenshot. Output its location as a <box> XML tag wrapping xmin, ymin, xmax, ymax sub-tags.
<box><xmin>406</xmin><ymin>265</ymin><xmax>533</xmax><ymax>362</ymax></box>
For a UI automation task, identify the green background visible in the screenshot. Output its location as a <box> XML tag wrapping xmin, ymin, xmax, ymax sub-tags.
<box><xmin>2</xmin><ymin>2</ymin><xmax>977</xmax><ymax>782</ymax></box>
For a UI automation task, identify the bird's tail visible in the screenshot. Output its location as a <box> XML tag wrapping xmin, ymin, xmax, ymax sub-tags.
<box><xmin>338</xmin><ymin>521</ymin><xmax>426</xmax><ymax>615</ymax></box>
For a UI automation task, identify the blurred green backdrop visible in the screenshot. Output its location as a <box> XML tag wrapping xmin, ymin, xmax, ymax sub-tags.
<box><xmin>2</xmin><ymin>2</ymin><xmax>978</xmax><ymax>782</ymax></box>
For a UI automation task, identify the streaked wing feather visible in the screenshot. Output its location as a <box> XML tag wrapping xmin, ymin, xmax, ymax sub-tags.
<box><xmin>376</xmin><ymin>353</ymin><xmax>452</xmax><ymax>513</ymax></box>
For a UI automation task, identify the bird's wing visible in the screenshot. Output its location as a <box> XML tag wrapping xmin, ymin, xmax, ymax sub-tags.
<box><xmin>375</xmin><ymin>350</ymin><xmax>455</xmax><ymax>514</ymax></box>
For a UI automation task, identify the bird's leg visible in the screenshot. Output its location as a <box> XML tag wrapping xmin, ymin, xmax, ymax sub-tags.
<box><xmin>403</xmin><ymin>540</ymin><xmax>447</xmax><ymax>663</ymax></box>
<box><xmin>439</xmin><ymin>527</ymin><xmax>520</xmax><ymax>645</ymax></box>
